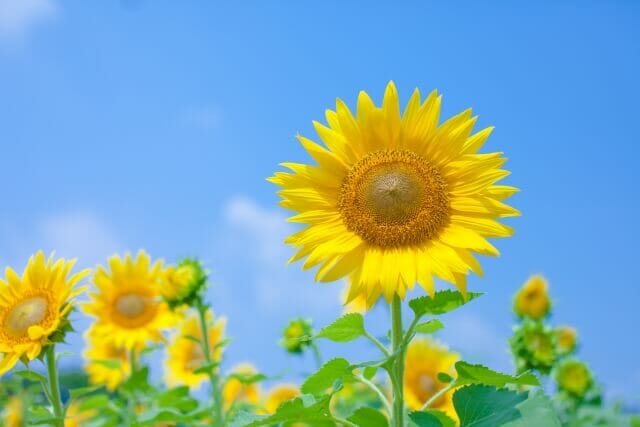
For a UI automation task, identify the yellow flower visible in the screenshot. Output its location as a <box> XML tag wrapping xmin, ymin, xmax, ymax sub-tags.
<box><xmin>83</xmin><ymin>324</ymin><xmax>131</xmax><ymax>391</ymax></box>
<box><xmin>270</xmin><ymin>82</ymin><xmax>518</xmax><ymax>305</ymax></box>
<box><xmin>161</xmin><ymin>259</ymin><xmax>206</xmax><ymax>307</ymax></box>
<box><xmin>2</xmin><ymin>395</ymin><xmax>24</xmax><ymax>427</ymax></box>
<box><xmin>555</xmin><ymin>359</ymin><xmax>592</xmax><ymax>398</ymax></box>
<box><xmin>404</xmin><ymin>337</ymin><xmax>459</xmax><ymax>420</ymax></box>
<box><xmin>263</xmin><ymin>384</ymin><xmax>300</xmax><ymax>414</ymax></box>
<box><xmin>281</xmin><ymin>318</ymin><xmax>313</xmax><ymax>354</ymax></box>
<box><xmin>513</xmin><ymin>275</ymin><xmax>551</xmax><ymax>319</ymax></box>
<box><xmin>64</xmin><ymin>400</ymin><xmax>97</xmax><ymax>427</ymax></box>
<box><xmin>223</xmin><ymin>363</ymin><xmax>262</xmax><ymax>409</ymax></box>
<box><xmin>82</xmin><ymin>251</ymin><xmax>175</xmax><ymax>350</ymax></box>
<box><xmin>555</xmin><ymin>326</ymin><xmax>578</xmax><ymax>355</ymax></box>
<box><xmin>0</xmin><ymin>252</ymin><xmax>89</xmax><ymax>375</ymax></box>
<box><xmin>164</xmin><ymin>308</ymin><xmax>226</xmax><ymax>390</ymax></box>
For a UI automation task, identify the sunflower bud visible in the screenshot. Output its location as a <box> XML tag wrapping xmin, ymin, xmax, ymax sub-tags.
<box><xmin>513</xmin><ymin>275</ymin><xmax>552</xmax><ymax>320</ymax></box>
<box><xmin>162</xmin><ymin>258</ymin><xmax>207</xmax><ymax>308</ymax></box>
<box><xmin>510</xmin><ymin>321</ymin><xmax>557</xmax><ymax>374</ymax></box>
<box><xmin>280</xmin><ymin>318</ymin><xmax>313</xmax><ymax>354</ymax></box>
<box><xmin>555</xmin><ymin>359</ymin><xmax>593</xmax><ymax>398</ymax></box>
<box><xmin>555</xmin><ymin>325</ymin><xmax>578</xmax><ymax>356</ymax></box>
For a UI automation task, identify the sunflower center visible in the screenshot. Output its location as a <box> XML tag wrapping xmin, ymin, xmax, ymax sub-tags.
<box><xmin>338</xmin><ymin>149</ymin><xmax>449</xmax><ymax>247</ymax></box>
<box><xmin>418</xmin><ymin>374</ymin><xmax>436</xmax><ymax>395</ymax></box>
<box><xmin>6</xmin><ymin>296</ymin><xmax>48</xmax><ymax>337</ymax></box>
<box><xmin>112</xmin><ymin>292</ymin><xmax>158</xmax><ymax>328</ymax></box>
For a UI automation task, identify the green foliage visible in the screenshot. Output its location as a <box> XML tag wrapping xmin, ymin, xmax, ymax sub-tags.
<box><xmin>414</xmin><ymin>319</ymin><xmax>445</xmax><ymax>334</ymax></box>
<box><xmin>503</xmin><ymin>391</ymin><xmax>562</xmax><ymax>427</ymax></box>
<box><xmin>453</xmin><ymin>385</ymin><xmax>527</xmax><ymax>427</ymax></box>
<box><xmin>409</xmin><ymin>410</ymin><xmax>457</xmax><ymax>427</ymax></box>
<box><xmin>232</xmin><ymin>394</ymin><xmax>334</xmax><ymax>426</ymax></box>
<box><xmin>454</xmin><ymin>361</ymin><xmax>540</xmax><ymax>387</ymax></box>
<box><xmin>347</xmin><ymin>407</ymin><xmax>389</xmax><ymax>427</ymax></box>
<box><xmin>316</xmin><ymin>313</ymin><xmax>365</xmax><ymax>343</ymax></box>
<box><xmin>301</xmin><ymin>358</ymin><xmax>354</xmax><ymax>395</ymax></box>
<box><xmin>409</xmin><ymin>291</ymin><xmax>483</xmax><ymax>317</ymax></box>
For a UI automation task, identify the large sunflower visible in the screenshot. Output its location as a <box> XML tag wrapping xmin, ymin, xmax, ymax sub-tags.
<box><xmin>82</xmin><ymin>251</ymin><xmax>174</xmax><ymax>350</ymax></box>
<box><xmin>404</xmin><ymin>337</ymin><xmax>459</xmax><ymax>419</ymax></box>
<box><xmin>270</xmin><ymin>82</ymin><xmax>518</xmax><ymax>304</ymax></box>
<box><xmin>164</xmin><ymin>308</ymin><xmax>226</xmax><ymax>389</ymax></box>
<box><xmin>0</xmin><ymin>252</ymin><xmax>89</xmax><ymax>375</ymax></box>
<box><xmin>83</xmin><ymin>324</ymin><xmax>131</xmax><ymax>391</ymax></box>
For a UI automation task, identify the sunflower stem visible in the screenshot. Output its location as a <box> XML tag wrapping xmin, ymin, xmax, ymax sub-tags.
<box><xmin>197</xmin><ymin>299</ymin><xmax>224</xmax><ymax>426</ymax></box>
<box><xmin>420</xmin><ymin>379</ymin><xmax>458</xmax><ymax>411</ymax></box>
<box><xmin>390</xmin><ymin>295</ymin><xmax>406</xmax><ymax>427</ymax></box>
<box><xmin>356</xmin><ymin>374</ymin><xmax>393</xmax><ymax>416</ymax></box>
<box><xmin>44</xmin><ymin>346</ymin><xmax>64</xmax><ymax>427</ymax></box>
<box><xmin>310</xmin><ymin>342</ymin><xmax>323</xmax><ymax>370</ymax></box>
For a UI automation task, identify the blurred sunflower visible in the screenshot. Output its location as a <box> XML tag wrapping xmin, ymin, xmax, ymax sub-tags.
<box><xmin>270</xmin><ymin>82</ymin><xmax>518</xmax><ymax>306</ymax></box>
<box><xmin>555</xmin><ymin>325</ymin><xmax>578</xmax><ymax>355</ymax></box>
<box><xmin>555</xmin><ymin>359</ymin><xmax>593</xmax><ymax>398</ymax></box>
<box><xmin>263</xmin><ymin>384</ymin><xmax>300</xmax><ymax>414</ymax></box>
<box><xmin>513</xmin><ymin>275</ymin><xmax>551</xmax><ymax>320</ymax></box>
<box><xmin>2</xmin><ymin>395</ymin><xmax>24</xmax><ymax>427</ymax></box>
<box><xmin>64</xmin><ymin>399</ymin><xmax>97</xmax><ymax>427</ymax></box>
<box><xmin>82</xmin><ymin>251</ymin><xmax>174</xmax><ymax>350</ymax></box>
<box><xmin>0</xmin><ymin>252</ymin><xmax>89</xmax><ymax>375</ymax></box>
<box><xmin>404</xmin><ymin>337</ymin><xmax>459</xmax><ymax>419</ymax></box>
<box><xmin>511</xmin><ymin>321</ymin><xmax>556</xmax><ymax>374</ymax></box>
<box><xmin>164</xmin><ymin>308</ymin><xmax>226</xmax><ymax>389</ymax></box>
<box><xmin>161</xmin><ymin>259</ymin><xmax>207</xmax><ymax>308</ymax></box>
<box><xmin>223</xmin><ymin>363</ymin><xmax>262</xmax><ymax>409</ymax></box>
<box><xmin>281</xmin><ymin>318</ymin><xmax>312</xmax><ymax>354</ymax></box>
<box><xmin>83</xmin><ymin>324</ymin><xmax>131</xmax><ymax>391</ymax></box>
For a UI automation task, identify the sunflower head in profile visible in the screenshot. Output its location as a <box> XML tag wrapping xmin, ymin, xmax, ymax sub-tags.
<box><xmin>83</xmin><ymin>324</ymin><xmax>131</xmax><ymax>391</ymax></box>
<box><xmin>555</xmin><ymin>359</ymin><xmax>593</xmax><ymax>398</ymax></box>
<box><xmin>82</xmin><ymin>251</ymin><xmax>174</xmax><ymax>350</ymax></box>
<box><xmin>513</xmin><ymin>275</ymin><xmax>551</xmax><ymax>320</ymax></box>
<box><xmin>270</xmin><ymin>82</ymin><xmax>518</xmax><ymax>305</ymax></box>
<box><xmin>161</xmin><ymin>258</ymin><xmax>207</xmax><ymax>308</ymax></box>
<box><xmin>164</xmin><ymin>308</ymin><xmax>226</xmax><ymax>390</ymax></box>
<box><xmin>262</xmin><ymin>384</ymin><xmax>300</xmax><ymax>414</ymax></box>
<box><xmin>0</xmin><ymin>251</ymin><xmax>89</xmax><ymax>375</ymax></box>
<box><xmin>404</xmin><ymin>337</ymin><xmax>459</xmax><ymax>420</ymax></box>
<box><xmin>222</xmin><ymin>363</ymin><xmax>262</xmax><ymax>410</ymax></box>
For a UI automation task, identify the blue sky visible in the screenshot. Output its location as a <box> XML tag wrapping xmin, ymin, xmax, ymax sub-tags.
<box><xmin>1</xmin><ymin>1</ymin><xmax>639</xmax><ymax>401</ymax></box>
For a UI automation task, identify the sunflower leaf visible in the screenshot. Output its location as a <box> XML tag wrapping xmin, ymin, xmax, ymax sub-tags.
<box><xmin>414</xmin><ymin>319</ymin><xmax>445</xmax><ymax>334</ymax></box>
<box><xmin>502</xmin><ymin>390</ymin><xmax>562</xmax><ymax>427</ymax></box>
<box><xmin>409</xmin><ymin>410</ymin><xmax>457</xmax><ymax>427</ymax></box>
<box><xmin>455</xmin><ymin>361</ymin><xmax>540</xmax><ymax>387</ymax></box>
<box><xmin>409</xmin><ymin>291</ymin><xmax>482</xmax><ymax>318</ymax></box>
<box><xmin>14</xmin><ymin>370</ymin><xmax>47</xmax><ymax>384</ymax></box>
<box><xmin>316</xmin><ymin>313</ymin><xmax>365</xmax><ymax>342</ymax></box>
<box><xmin>453</xmin><ymin>385</ymin><xmax>527</xmax><ymax>427</ymax></box>
<box><xmin>232</xmin><ymin>394</ymin><xmax>333</xmax><ymax>426</ymax></box>
<box><xmin>348</xmin><ymin>407</ymin><xmax>389</xmax><ymax>427</ymax></box>
<box><xmin>301</xmin><ymin>358</ymin><xmax>354</xmax><ymax>395</ymax></box>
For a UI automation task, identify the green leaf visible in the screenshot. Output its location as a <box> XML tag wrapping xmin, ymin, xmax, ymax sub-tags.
<box><xmin>240</xmin><ymin>394</ymin><xmax>333</xmax><ymax>426</ymax></box>
<box><xmin>409</xmin><ymin>410</ymin><xmax>456</xmax><ymax>427</ymax></box>
<box><xmin>226</xmin><ymin>372</ymin><xmax>268</xmax><ymax>385</ymax></box>
<box><xmin>14</xmin><ymin>370</ymin><xmax>47</xmax><ymax>384</ymax></box>
<box><xmin>455</xmin><ymin>362</ymin><xmax>540</xmax><ymax>387</ymax></box>
<box><xmin>409</xmin><ymin>291</ymin><xmax>482</xmax><ymax>317</ymax></box>
<box><xmin>453</xmin><ymin>385</ymin><xmax>527</xmax><ymax>427</ymax></box>
<box><xmin>363</xmin><ymin>366</ymin><xmax>378</xmax><ymax>380</ymax></box>
<box><xmin>414</xmin><ymin>319</ymin><xmax>445</xmax><ymax>334</ymax></box>
<box><xmin>316</xmin><ymin>313</ymin><xmax>365</xmax><ymax>342</ymax></box>
<box><xmin>437</xmin><ymin>372</ymin><xmax>454</xmax><ymax>383</ymax></box>
<box><xmin>301</xmin><ymin>358</ymin><xmax>354</xmax><ymax>395</ymax></box>
<box><xmin>193</xmin><ymin>362</ymin><xmax>219</xmax><ymax>375</ymax></box>
<box><xmin>92</xmin><ymin>359</ymin><xmax>123</xmax><ymax>370</ymax></box>
<box><xmin>348</xmin><ymin>407</ymin><xmax>388</xmax><ymax>427</ymax></box>
<box><xmin>502</xmin><ymin>391</ymin><xmax>561</xmax><ymax>427</ymax></box>
<box><xmin>68</xmin><ymin>385</ymin><xmax>104</xmax><ymax>401</ymax></box>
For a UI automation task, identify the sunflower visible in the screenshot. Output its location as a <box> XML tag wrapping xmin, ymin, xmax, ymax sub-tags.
<box><xmin>280</xmin><ymin>318</ymin><xmax>313</xmax><ymax>354</ymax></box>
<box><xmin>263</xmin><ymin>384</ymin><xmax>300</xmax><ymax>414</ymax></box>
<box><xmin>161</xmin><ymin>258</ymin><xmax>207</xmax><ymax>308</ymax></box>
<box><xmin>82</xmin><ymin>251</ymin><xmax>174</xmax><ymax>350</ymax></box>
<box><xmin>2</xmin><ymin>395</ymin><xmax>24</xmax><ymax>427</ymax></box>
<box><xmin>64</xmin><ymin>399</ymin><xmax>97</xmax><ymax>427</ymax></box>
<box><xmin>0</xmin><ymin>252</ymin><xmax>89</xmax><ymax>375</ymax></box>
<box><xmin>83</xmin><ymin>324</ymin><xmax>131</xmax><ymax>391</ymax></box>
<box><xmin>404</xmin><ymin>337</ymin><xmax>459</xmax><ymax>419</ymax></box>
<box><xmin>270</xmin><ymin>82</ymin><xmax>518</xmax><ymax>305</ymax></box>
<box><xmin>514</xmin><ymin>275</ymin><xmax>551</xmax><ymax>320</ymax></box>
<box><xmin>555</xmin><ymin>325</ymin><xmax>578</xmax><ymax>355</ymax></box>
<box><xmin>555</xmin><ymin>359</ymin><xmax>593</xmax><ymax>398</ymax></box>
<box><xmin>341</xmin><ymin>286</ymin><xmax>370</xmax><ymax>314</ymax></box>
<box><xmin>223</xmin><ymin>363</ymin><xmax>262</xmax><ymax>409</ymax></box>
<box><xmin>510</xmin><ymin>321</ymin><xmax>556</xmax><ymax>374</ymax></box>
<box><xmin>164</xmin><ymin>308</ymin><xmax>226</xmax><ymax>389</ymax></box>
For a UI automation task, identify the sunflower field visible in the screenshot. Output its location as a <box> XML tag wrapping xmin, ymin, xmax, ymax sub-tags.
<box><xmin>1</xmin><ymin>80</ymin><xmax>638</xmax><ymax>427</ymax></box>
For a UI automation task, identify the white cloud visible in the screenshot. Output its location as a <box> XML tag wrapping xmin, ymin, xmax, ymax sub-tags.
<box><xmin>0</xmin><ymin>0</ymin><xmax>56</xmax><ymax>42</ymax></box>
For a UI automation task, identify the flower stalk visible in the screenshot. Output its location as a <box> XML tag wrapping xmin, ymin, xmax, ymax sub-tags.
<box><xmin>390</xmin><ymin>295</ymin><xmax>406</xmax><ymax>427</ymax></box>
<box><xmin>196</xmin><ymin>298</ymin><xmax>224</xmax><ymax>425</ymax></box>
<box><xmin>44</xmin><ymin>345</ymin><xmax>64</xmax><ymax>427</ymax></box>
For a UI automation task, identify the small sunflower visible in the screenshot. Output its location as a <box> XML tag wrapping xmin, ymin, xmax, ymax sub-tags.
<box><xmin>514</xmin><ymin>275</ymin><xmax>551</xmax><ymax>320</ymax></box>
<box><xmin>164</xmin><ymin>308</ymin><xmax>226</xmax><ymax>390</ymax></box>
<box><xmin>263</xmin><ymin>384</ymin><xmax>300</xmax><ymax>414</ymax></box>
<box><xmin>83</xmin><ymin>324</ymin><xmax>131</xmax><ymax>391</ymax></box>
<box><xmin>223</xmin><ymin>363</ymin><xmax>262</xmax><ymax>410</ymax></box>
<box><xmin>555</xmin><ymin>359</ymin><xmax>593</xmax><ymax>398</ymax></box>
<box><xmin>281</xmin><ymin>318</ymin><xmax>313</xmax><ymax>354</ymax></box>
<box><xmin>82</xmin><ymin>251</ymin><xmax>175</xmax><ymax>350</ymax></box>
<box><xmin>161</xmin><ymin>258</ymin><xmax>207</xmax><ymax>308</ymax></box>
<box><xmin>555</xmin><ymin>326</ymin><xmax>578</xmax><ymax>355</ymax></box>
<box><xmin>270</xmin><ymin>82</ymin><xmax>518</xmax><ymax>305</ymax></box>
<box><xmin>404</xmin><ymin>337</ymin><xmax>459</xmax><ymax>419</ymax></box>
<box><xmin>510</xmin><ymin>321</ymin><xmax>556</xmax><ymax>374</ymax></box>
<box><xmin>2</xmin><ymin>395</ymin><xmax>24</xmax><ymax>427</ymax></box>
<box><xmin>0</xmin><ymin>252</ymin><xmax>89</xmax><ymax>375</ymax></box>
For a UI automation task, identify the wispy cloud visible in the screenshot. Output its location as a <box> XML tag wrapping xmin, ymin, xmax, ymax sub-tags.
<box><xmin>0</xmin><ymin>0</ymin><xmax>57</xmax><ymax>43</ymax></box>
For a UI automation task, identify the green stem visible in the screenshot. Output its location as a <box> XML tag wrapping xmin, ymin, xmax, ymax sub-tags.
<box><xmin>329</xmin><ymin>415</ymin><xmax>359</xmax><ymax>427</ymax></box>
<box><xmin>356</xmin><ymin>374</ymin><xmax>392</xmax><ymax>416</ymax></box>
<box><xmin>129</xmin><ymin>348</ymin><xmax>138</xmax><ymax>373</ymax></box>
<box><xmin>363</xmin><ymin>330</ymin><xmax>391</xmax><ymax>357</ymax></box>
<box><xmin>310</xmin><ymin>342</ymin><xmax>323</xmax><ymax>370</ymax></box>
<box><xmin>420</xmin><ymin>380</ymin><xmax>458</xmax><ymax>411</ymax></box>
<box><xmin>197</xmin><ymin>300</ymin><xmax>224</xmax><ymax>426</ymax></box>
<box><xmin>44</xmin><ymin>346</ymin><xmax>64</xmax><ymax>427</ymax></box>
<box><xmin>390</xmin><ymin>295</ymin><xmax>406</xmax><ymax>427</ymax></box>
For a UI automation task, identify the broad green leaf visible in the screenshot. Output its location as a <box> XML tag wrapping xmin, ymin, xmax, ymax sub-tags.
<box><xmin>409</xmin><ymin>410</ymin><xmax>456</xmax><ymax>427</ymax></box>
<box><xmin>348</xmin><ymin>407</ymin><xmax>389</xmax><ymax>427</ymax></box>
<box><xmin>68</xmin><ymin>385</ymin><xmax>104</xmax><ymax>402</ymax></box>
<box><xmin>437</xmin><ymin>372</ymin><xmax>454</xmax><ymax>383</ymax></box>
<box><xmin>502</xmin><ymin>391</ymin><xmax>561</xmax><ymax>427</ymax></box>
<box><xmin>453</xmin><ymin>385</ymin><xmax>527</xmax><ymax>427</ymax></box>
<box><xmin>242</xmin><ymin>394</ymin><xmax>333</xmax><ymax>426</ymax></box>
<box><xmin>409</xmin><ymin>291</ymin><xmax>482</xmax><ymax>317</ymax></box>
<box><xmin>363</xmin><ymin>366</ymin><xmax>378</xmax><ymax>380</ymax></box>
<box><xmin>316</xmin><ymin>313</ymin><xmax>365</xmax><ymax>342</ymax></box>
<box><xmin>455</xmin><ymin>362</ymin><xmax>540</xmax><ymax>387</ymax></box>
<box><xmin>414</xmin><ymin>319</ymin><xmax>445</xmax><ymax>334</ymax></box>
<box><xmin>14</xmin><ymin>370</ymin><xmax>47</xmax><ymax>384</ymax></box>
<box><xmin>301</xmin><ymin>358</ymin><xmax>353</xmax><ymax>395</ymax></box>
